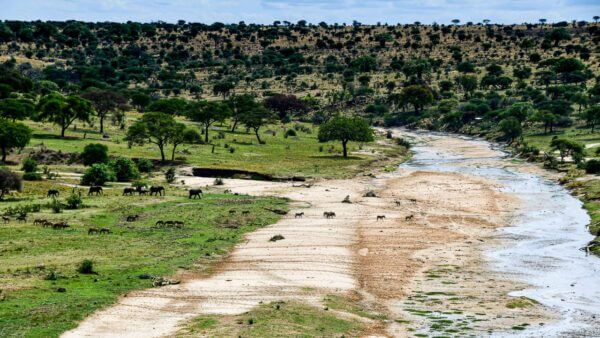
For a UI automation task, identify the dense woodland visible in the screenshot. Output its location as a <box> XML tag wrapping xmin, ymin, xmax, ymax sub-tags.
<box><xmin>0</xmin><ymin>18</ymin><xmax>599</xmax><ymax>165</ymax></box>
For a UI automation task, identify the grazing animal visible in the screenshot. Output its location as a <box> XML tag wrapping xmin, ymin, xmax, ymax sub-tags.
<box><xmin>409</xmin><ymin>198</ymin><xmax>417</xmax><ymax>203</ymax></box>
<box><xmin>126</xmin><ymin>215</ymin><xmax>139</xmax><ymax>222</ymax></box>
<box><xmin>16</xmin><ymin>214</ymin><xmax>27</xmax><ymax>222</ymax></box>
<box><xmin>324</xmin><ymin>211</ymin><xmax>336</xmax><ymax>219</ymax></box>
<box><xmin>123</xmin><ymin>187</ymin><xmax>136</xmax><ymax>196</ymax></box>
<box><xmin>295</xmin><ymin>212</ymin><xmax>304</xmax><ymax>218</ymax></box>
<box><xmin>395</xmin><ymin>200</ymin><xmax>401</xmax><ymax>207</ymax></box>
<box><xmin>99</xmin><ymin>228</ymin><xmax>111</xmax><ymax>234</ymax></box>
<box><xmin>189</xmin><ymin>189</ymin><xmax>203</xmax><ymax>199</ymax></box>
<box><xmin>241</xmin><ymin>211</ymin><xmax>250</xmax><ymax>216</ymax></box>
<box><xmin>229</xmin><ymin>210</ymin><xmax>236</xmax><ymax>215</ymax></box>
<box><xmin>405</xmin><ymin>214</ymin><xmax>414</xmax><ymax>221</ymax></box>
<box><xmin>155</xmin><ymin>220</ymin><xmax>164</xmax><ymax>227</ymax></box>
<box><xmin>88</xmin><ymin>186</ymin><xmax>103</xmax><ymax>196</ymax></box>
<box><xmin>2</xmin><ymin>216</ymin><xmax>9</xmax><ymax>224</ymax></box>
<box><xmin>42</xmin><ymin>220</ymin><xmax>53</xmax><ymax>227</ymax></box>
<box><xmin>377</xmin><ymin>215</ymin><xmax>386</xmax><ymax>221</ymax></box>
<box><xmin>88</xmin><ymin>227</ymin><xmax>99</xmax><ymax>235</ymax></box>
<box><xmin>164</xmin><ymin>221</ymin><xmax>175</xmax><ymax>226</ymax></box>
<box><xmin>34</xmin><ymin>219</ymin><xmax>47</xmax><ymax>226</ymax></box>
<box><xmin>47</xmin><ymin>189</ymin><xmax>59</xmax><ymax>198</ymax></box>
<box><xmin>52</xmin><ymin>222</ymin><xmax>69</xmax><ymax>229</ymax></box>
<box><xmin>150</xmin><ymin>186</ymin><xmax>165</xmax><ymax>196</ymax></box>
<box><xmin>173</xmin><ymin>221</ymin><xmax>184</xmax><ymax>228</ymax></box>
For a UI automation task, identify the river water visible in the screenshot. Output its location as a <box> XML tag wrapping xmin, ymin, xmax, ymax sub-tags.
<box><xmin>399</xmin><ymin>130</ymin><xmax>600</xmax><ymax>337</ymax></box>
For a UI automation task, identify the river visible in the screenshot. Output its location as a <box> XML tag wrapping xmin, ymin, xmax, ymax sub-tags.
<box><xmin>399</xmin><ymin>130</ymin><xmax>600</xmax><ymax>336</ymax></box>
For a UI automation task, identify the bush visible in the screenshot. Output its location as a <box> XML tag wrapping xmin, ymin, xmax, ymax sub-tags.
<box><xmin>49</xmin><ymin>198</ymin><xmax>63</xmax><ymax>213</ymax></box>
<box><xmin>111</xmin><ymin>157</ymin><xmax>140</xmax><ymax>182</ymax></box>
<box><xmin>81</xmin><ymin>143</ymin><xmax>109</xmax><ymax>166</ymax></box>
<box><xmin>21</xmin><ymin>158</ymin><xmax>38</xmax><ymax>173</ymax></box>
<box><xmin>65</xmin><ymin>193</ymin><xmax>83</xmax><ymax>209</ymax></box>
<box><xmin>285</xmin><ymin>129</ymin><xmax>296</xmax><ymax>138</ymax></box>
<box><xmin>77</xmin><ymin>259</ymin><xmax>95</xmax><ymax>274</ymax></box>
<box><xmin>81</xmin><ymin>163</ymin><xmax>116</xmax><ymax>186</ymax></box>
<box><xmin>136</xmin><ymin>158</ymin><xmax>154</xmax><ymax>173</ymax></box>
<box><xmin>0</xmin><ymin>168</ymin><xmax>22</xmax><ymax>200</ymax></box>
<box><xmin>22</xmin><ymin>172</ymin><xmax>42</xmax><ymax>181</ymax></box>
<box><xmin>395</xmin><ymin>137</ymin><xmax>411</xmax><ymax>148</ymax></box>
<box><xmin>165</xmin><ymin>168</ymin><xmax>176</xmax><ymax>183</ymax></box>
<box><xmin>585</xmin><ymin>159</ymin><xmax>600</xmax><ymax>174</ymax></box>
<box><xmin>214</xmin><ymin>178</ymin><xmax>224</xmax><ymax>185</ymax></box>
<box><xmin>183</xmin><ymin>128</ymin><xmax>202</xmax><ymax>144</ymax></box>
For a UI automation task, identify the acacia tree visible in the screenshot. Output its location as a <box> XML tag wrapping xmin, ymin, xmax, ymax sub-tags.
<box><xmin>125</xmin><ymin>112</ymin><xmax>187</xmax><ymax>162</ymax></box>
<box><xmin>228</xmin><ymin>94</ymin><xmax>259</xmax><ymax>132</ymax></box>
<box><xmin>318</xmin><ymin>116</ymin><xmax>374</xmax><ymax>157</ymax></box>
<box><xmin>264</xmin><ymin>94</ymin><xmax>307</xmax><ymax>121</ymax></box>
<box><xmin>239</xmin><ymin>104</ymin><xmax>274</xmax><ymax>144</ymax></box>
<box><xmin>401</xmin><ymin>85</ymin><xmax>434</xmax><ymax>115</ymax></box>
<box><xmin>0</xmin><ymin>98</ymin><xmax>34</xmax><ymax>121</ymax></box>
<box><xmin>550</xmin><ymin>138</ymin><xmax>585</xmax><ymax>163</ymax></box>
<box><xmin>0</xmin><ymin>120</ymin><xmax>31</xmax><ymax>162</ymax></box>
<box><xmin>81</xmin><ymin>89</ymin><xmax>128</xmax><ymax>133</ymax></box>
<box><xmin>186</xmin><ymin>101</ymin><xmax>231</xmax><ymax>143</ymax></box>
<box><xmin>37</xmin><ymin>93</ymin><xmax>93</xmax><ymax>137</ymax></box>
<box><xmin>583</xmin><ymin>106</ymin><xmax>600</xmax><ymax>132</ymax></box>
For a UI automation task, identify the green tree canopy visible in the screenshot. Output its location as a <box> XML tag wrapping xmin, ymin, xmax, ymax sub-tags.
<box><xmin>0</xmin><ymin>120</ymin><xmax>31</xmax><ymax>162</ymax></box>
<box><xmin>37</xmin><ymin>93</ymin><xmax>93</xmax><ymax>137</ymax></box>
<box><xmin>125</xmin><ymin>112</ymin><xmax>187</xmax><ymax>161</ymax></box>
<box><xmin>186</xmin><ymin>100</ymin><xmax>232</xmax><ymax>142</ymax></box>
<box><xmin>318</xmin><ymin>116</ymin><xmax>374</xmax><ymax>157</ymax></box>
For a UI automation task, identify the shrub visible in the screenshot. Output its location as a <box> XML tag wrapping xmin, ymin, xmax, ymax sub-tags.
<box><xmin>22</xmin><ymin>172</ymin><xmax>42</xmax><ymax>181</ymax></box>
<box><xmin>395</xmin><ymin>137</ymin><xmax>411</xmax><ymax>148</ymax></box>
<box><xmin>81</xmin><ymin>143</ymin><xmax>109</xmax><ymax>166</ymax></box>
<box><xmin>183</xmin><ymin>128</ymin><xmax>202</xmax><ymax>144</ymax></box>
<box><xmin>136</xmin><ymin>158</ymin><xmax>154</xmax><ymax>173</ymax></box>
<box><xmin>111</xmin><ymin>157</ymin><xmax>140</xmax><ymax>182</ymax></box>
<box><xmin>585</xmin><ymin>159</ymin><xmax>600</xmax><ymax>174</ymax></box>
<box><xmin>49</xmin><ymin>198</ymin><xmax>63</xmax><ymax>213</ymax></box>
<box><xmin>21</xmin><ymin>158</ymin><xmax>38</xmax><ymax>173</ymax></box>
<box><xmin>214</xmin><ymin>178</ymin><xmax>224</xmax><ymax>185</ymax></box>
<box><xmin>165</xmin><ymin>168</ymin><xmax>176</xmax><ymax>183</ymax></box>
<box><xmin>285</xmin><ymin>129</ymin><xmax>296</xmax><ymax>138</ymax></box>
<box><xmin>229</xmin><ymin>147</ymin><xmax>236</xmax><ymax>153</ymax></box>
<box><xmin>81</xmin><ymin>163</ymin><xmax>115</xmax><ymax>186</ymax></box>
<box><xmin>0</xmin><ymin>168</ymin><xmax>22</xmax><ymax>200</ymax></box>
<box><xmin>65</xmin><ymin>193</ymin><xmax>83</xmax><ymax>209</ymax></box>
<box><xmin>77</xmin><ymin>259</ymin><xmax>95</xmax><ymax>274</ymax></box>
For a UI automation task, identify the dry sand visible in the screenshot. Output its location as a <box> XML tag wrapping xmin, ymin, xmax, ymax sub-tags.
<box><xmin>63</xmin><ymin>134</ymin><xmax>554</xmax><ymax>338</ymax></box>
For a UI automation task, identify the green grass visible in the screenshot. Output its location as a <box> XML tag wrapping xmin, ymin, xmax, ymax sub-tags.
<box><xmin>506</xmin><ymin>297</ymin><xmax>539</xmax><ymax>309</ymax></box>
<box><xmin>178</xmin><ymin>301</ymin><xmax>364</xmax><ymax>337</ymax></box>
<box><xmin>0</xmin><ymin>184</ymin><xmax>287</xmax><ymax>337</ymax></box>
<box><xmin>22</xmin><ymin>115</ymin><xmax>408</xmax><ymax>179</ymax></box>
<box><xmin>523</xmin><ymin>124</ymin><xmax>600</xmax><ymax>153</ymax></box>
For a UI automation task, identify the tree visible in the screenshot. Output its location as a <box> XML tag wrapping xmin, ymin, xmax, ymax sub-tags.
<box><xmin>111</xmin><ymin>157</ymin><xmax>140</xmax><ymax>182</ymax></box>
<box><xmin>81</xmin><ymin>163</ymin><xmax>116</xmax><ymax>186</ymax></box>
<box><xmin>547</xmin><ymin>28</ymin><xmax>571</xmax><ymax>46</ymax></box>
<box><xmin>146</xmin><ymin>98</ymin><xmax>188</xmax><ymax>115</ymax></box>
<box><xmin>550</xmin><ymin>138</ymin><xmax>585</xmax><ymax>163</ymax></box>
<box><xmin>228</xmin><ymin>94</ymin><xmax>259</xmax><ymax>132</ymax></box>
<box><xmin>583</xmin><ymin>106</ymin><xmax>600</xmax><ymax>132</ymax></box>
<box><xmin>0</xmin><ymin>98</ymin><xmax>34</xmax><ymax>121</ymax></box>
<box><xmin>81</xmin><ymin>89</ymin><xmax>128</xmax><ymax>134</ymax></box>
<box><xmin>37</xmin><ymin>93</ymin><xmax>93</xmax><ymax>137</ymax></box>
<box><xmin>499</xmin><ymin>117</ymin><xmax>522</xmax><ymax>144</ymax></box>
<box><xmin>401</xmin><ymin>85</ymin><xmax>434</xmax><ymax>115</ymax></box>
<box><xmin>239</xmin><ymin>104</ymin><xmax>274</xmax><ymax>144</ymax></box>
<box><xmin>0</xmin><ymin>168</ymin><xmax>22</xmax><ymax>200</ymax></box>
<box><xmin>264</xmin><ymin>94</ymin><xmax>307</xmax><ymax>121</ymax></box>
<box><xmin>0</xmin><ymin>120</ymin><xmax>31</xmax><ymax>162</ymax></box>
<box><xmin>186</xmin><ymin>101</ymin><xmax>231</xmax><ymax>143</ymax></box>
<box><xmin>455</xmin><ymin>75</ymin><xmax>478</xmax><ymax>98</ymax></box>
<box><xmin>81</xmin><ymin>143</ymin><xmax>109</xmax><ymax>166</ymax></box>
<box><xmin>213</xmin><ymin>81</ymin><xmax>235</xmax><ymax>98</ymax></box>
<box><xmin>318</xmin><ymin>116</ymin><xmax>374</xmax><ymax>158</ymax></box>
<box><xmin>130</xmin><ymin>92</ymin><xmax>151</xmax><ymax>112</ymax></box>
<box><xmin>125</xmin><ymin>112</ymin><xmax>187</xmax><ymax>162</ymax></box>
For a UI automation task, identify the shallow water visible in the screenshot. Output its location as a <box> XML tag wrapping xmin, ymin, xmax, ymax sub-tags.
<box><xmin>399</xmin><ymin>130</ymin><xmax>600</xmax><ymax>336</ymax></box>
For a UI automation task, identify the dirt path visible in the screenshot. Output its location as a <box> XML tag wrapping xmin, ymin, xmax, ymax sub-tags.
<box><xmin>63</xmin><ymin>133</ymin><xmax>554</xmax><ymax>337</ymax></box>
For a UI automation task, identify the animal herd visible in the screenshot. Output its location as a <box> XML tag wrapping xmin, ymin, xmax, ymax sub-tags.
<box><xmin>44</xmin><ymin>186</ymin><xmax>202</xmax><ymax>199</ymax></box>
<box><xmin>292</xmin><ymin>198</ymin><xmax>416</xmax><ymax>222</ymax></box>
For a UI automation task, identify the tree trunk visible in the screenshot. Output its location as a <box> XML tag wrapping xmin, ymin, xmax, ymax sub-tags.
<box><xmin>99</xmin><ymin>114</ymin><xmax>105</xmax><ymax>134</ymax></box>
<box><xmin>159</xmin><ymin>145</ymin><xmax>166</xmax><ymax>162</ymax></box>
<box><xmin>171</xmin><ymin>145</ymin><xmax>177</xmax><ymax>161</ymax></box>
<box><xmin>1</xmin><ymin>145</ymin><xmax>6</xmax><ymax>162</ymax></box>
<box><xmin>61</xmin><ymin>125</ymin><xmax>67</xmax><ymax>138</ymax></box>
<box><xmin>204</xmin><ymin>123</ymin><xmax>210</xmax><ymax>143</ymax></box>
<box><xmin>254</xmin><ymin>128</ymin><xmax>262</xmax><ymax>143</ymax></box>
<box><xmin>342</xmin><ymin>140</ymin><xmax>348</xmax><ymax>158</ymax></box>
<box><xmin>231</xmin><ymin>119</ymin><xmax>238</xmax><ymax>132</ymax></box>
